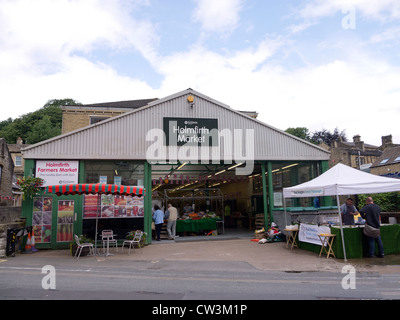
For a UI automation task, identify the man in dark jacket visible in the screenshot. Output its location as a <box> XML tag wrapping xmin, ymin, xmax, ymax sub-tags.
<box><xmin>360</xmin><ymin>197</ymin><xmax>384</xmax><ymax>258</ymax></box>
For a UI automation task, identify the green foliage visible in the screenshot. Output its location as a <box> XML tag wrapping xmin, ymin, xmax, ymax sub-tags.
<box><xmin>285</xmin><ymin>127</ymin><xmax>347</xmax><ymax>145</ymax></box>
<box><xmin>17</xmin><ymin>176</ymin><xmax>44</xmax><ymax>200</ymax></box>
<box><xmin>358</xmin><ymin>193</ymin><xmax>400</xmax><ymax>212</ymax></box>
<box><xmin>285</xmin><ymin>127</ymin><xmax>311</xmax><ymax>141</ymax></box>
<box><xmin>0</xmin><ymin>98</ymin><xmax>81</xmax><ymax>144</ymax></box>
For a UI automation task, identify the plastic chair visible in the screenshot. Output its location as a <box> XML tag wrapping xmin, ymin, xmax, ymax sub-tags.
<box><xmin>74</xmin><ymin>235</ymin><xmax>94</xmax><ymax>260</ymax></box>
<box><xmin>121</xmin><ymin>231</ymin><xmax>143</xmax><ymax>255</ymax></box>
<box><xmin>101</xmin><ymin>230</ymin><xmax>118</xmax><ymax>253</ymax></box>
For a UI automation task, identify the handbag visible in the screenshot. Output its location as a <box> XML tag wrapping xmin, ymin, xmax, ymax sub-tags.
<box><xmin>363</xmin><ymin>224</ymin><xmax>380</xmax><ymax>238</ymax></box>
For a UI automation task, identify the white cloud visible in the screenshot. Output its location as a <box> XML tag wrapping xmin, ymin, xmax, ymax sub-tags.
<box><xmin>1</xmin><ymin>0</ymin><xmax>400</xmax><ymax>148</ymax></box>
<box><xmin>0</xmin><ymin>0</ymin><xmax>158</xmax><ymax>60</ymax></box>
<box><xmin>297</xmin><ymin>0</ymin><xmax>400</xmax><ymax>21</ymax></box>
<box><xmin>287</xmin><ymin>0</ymin><xmax>400</xmax><ymax>34</ymax></box>
<box><xmin>192</xmin><ymin>0</ymin><xmax>245</xmax><ymax>35</ymax></box>
<box><xmin>154</xmin><ymin>40</ymin><xmax>400</xmax><ymax>146</ymax></box>
<box><xmin>0</xmin><ymin>0</ymin><xmax>159</xmax><ymax>118</ymax></box>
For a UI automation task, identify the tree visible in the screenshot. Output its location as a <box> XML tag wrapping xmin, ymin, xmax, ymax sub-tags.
<box><xmin>26</xmin><ymin>116</ymin><xmax>60</xmax><ymax>144</ymax></box>
<box><xmin>310</xmin><ymin>127</ymin><xmax>347</xmax><ymax>145</ymax></box>
<box><xmin>285</xmin><ymin>127</ymin><xmax>311</xmax><ymax>142</ymax></box>
<box><xmin>0</xmin><ymin>98</ymin><xmax>81</xmax><ymax>144</ymax></box>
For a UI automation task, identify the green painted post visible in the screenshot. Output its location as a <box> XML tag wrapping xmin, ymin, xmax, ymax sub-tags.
<box><xmin>261</xmin><ymin>162</ymin><xmax>269</xmax><ymax>228</ymax></box>
<box><xmin>21</xmin><ymin>159</ymin><xmax>35</xmax><ymax>224</ymax></box>
<box><xmin>267</xmin><ymin>161</ymin><xmax>274</xmax><ymax>224</ymax></box>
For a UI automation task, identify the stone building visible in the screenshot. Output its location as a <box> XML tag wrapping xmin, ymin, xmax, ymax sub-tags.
<box><xmin>61</xmin><ymin>99</ymin><xmax>158</xmax><ymax>134</ymax></box>
<box><xmin>8</xmin><ymin>137</ymin><xmax>29</xmax><ymax>181</ymax></box>
<box><xmin>0</xmin><ymin>138</ymin><xmax>14</xmax><ymax>206</ymax></box>
<box><xmin>370</xmin><ymin>135</ymin><xmax>400</xmax><ymax>178</ymax></box>
<box><xmin>326</xmin><ymin>135</ymin><xmax>382</xmax><ymax>170</ymax></box>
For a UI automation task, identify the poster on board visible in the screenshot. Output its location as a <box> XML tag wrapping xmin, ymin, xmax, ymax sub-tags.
<box><xmin>299</xmin><ymin>224</ymin><xmax>331</xmax><ymax>246</ymax></box>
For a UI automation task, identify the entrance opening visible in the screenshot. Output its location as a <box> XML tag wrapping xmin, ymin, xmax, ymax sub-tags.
<box><xmin>151</xmin><ymin>162</ymin><xmax>260</xmax><ymax>239</ymax></box>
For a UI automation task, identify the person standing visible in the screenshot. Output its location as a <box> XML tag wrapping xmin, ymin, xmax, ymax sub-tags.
<box><xmin>360</xmin><ymin>197</ymin><xmax>384</xmax><ymax>258</ymax></box>
<box><xmin>152</xmin><ymin>205</ymin><xmax>164</xmax><ymax>241</ymax></box>
<box><xmin>183</xmin><ymin>203</ymin><xmax>192</xmax><ymax>216</ymax></box>
<box><xmin>224</xmin><ymin>203</ymin><xmax>231</xmax><ymax>228</ymax></box>
<box><xmin>166</xmin><ymin>203</ymin><xmax>178</xmax><ymax>240</ymax></box>
<box><xmin>340</xmin><ymin>198</ymin><xmax>359</xmax><ymax>225</ymax></box>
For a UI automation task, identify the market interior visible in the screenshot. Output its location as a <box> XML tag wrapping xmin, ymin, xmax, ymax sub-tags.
<box><xmin>82</xmin><ymin>160</ymin><xmax>323</xmax><ymax>240</ymax></box>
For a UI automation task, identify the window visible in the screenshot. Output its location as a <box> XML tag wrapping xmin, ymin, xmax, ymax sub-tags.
<box><xmin>394</xmin><ymin>156</ymin><xmax>400</xmax><ymax>163</ymax></box>
<box><xmin>85</xmin><ymin>160</ymin><xmax>144</xmax><ymax>185</ymax></box>
<box><xmin>15</xmin><ymin>156</ymin><xmax>22</xmax><ymax>166</ymax></box>
<box><xmin>90</xmin><ymin>116</ymin><xmax>110</xmax><ymax>125</ymax></box>
<box><xmin>380</xmin><ymin>158</ymin><xmax>390</xmax><ymax>164</ymax></box>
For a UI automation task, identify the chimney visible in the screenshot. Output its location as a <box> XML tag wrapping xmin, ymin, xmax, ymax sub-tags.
<box><xmin>381</xmin><ymin>135</ymin><xmax>393</xmax><ymax>149</ymax></box>
<box><xmin>353</xmin><ymin>135</ymin><xmax>365</xmax><ymax>151</ymax></box>
<box><xmin>16</xmin><ymin>137</ymin><xmax>23</xmax><ymax>145</ymax></box>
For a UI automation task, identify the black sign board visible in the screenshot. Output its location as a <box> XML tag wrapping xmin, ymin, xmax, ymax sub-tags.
<box><xmin>163</xmin><ymin>118</ymin><xmax>219</xmax><ymax>146</ymax></box>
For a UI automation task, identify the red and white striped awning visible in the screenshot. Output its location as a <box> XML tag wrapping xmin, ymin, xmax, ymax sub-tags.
<box><xmin>45</xmin><ymin>183</ymin><xmax>145</xmax><ymax>197</ymax></box>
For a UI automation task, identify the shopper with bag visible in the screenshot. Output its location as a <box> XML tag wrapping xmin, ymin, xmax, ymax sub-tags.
<box><xmin>360</xmin><ymin>197</ymin><xmax>384</xmax><ymax>258</ymax></box>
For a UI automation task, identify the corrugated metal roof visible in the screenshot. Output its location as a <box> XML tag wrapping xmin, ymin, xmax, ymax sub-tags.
<box><xmin>63</xmin><ymin>98</ymin><xmax>158</xmax><ymax>110</ymax></box>
<box><xmin>22</xmin><ymin>89</ymin><xmax>330</xmax><ymax>161</ymax></box>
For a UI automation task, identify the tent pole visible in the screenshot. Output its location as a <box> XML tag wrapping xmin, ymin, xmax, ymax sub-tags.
<box><xmin>283</xmin><ymin>197</ymin><xmax>288</xmax><ymax>227</ymax></box>
<box><xmin>336</xmin><ymin>194</ymin><xmax>347</xmax><ymax>262</ymax></box>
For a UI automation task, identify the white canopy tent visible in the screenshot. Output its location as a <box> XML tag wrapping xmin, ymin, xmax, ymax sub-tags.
<box><xmin>282</xmin><ymin>163</ymin><xmax>400</xmax><ymax>261</ymax></box>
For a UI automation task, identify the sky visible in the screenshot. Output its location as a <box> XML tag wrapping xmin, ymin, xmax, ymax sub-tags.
<box><xmin>1</xmin><ymin>0</ymin><xmax>400</xmax><ymax>146</ymax></box>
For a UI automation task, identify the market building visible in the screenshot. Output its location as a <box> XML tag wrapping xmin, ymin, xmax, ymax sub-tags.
<box><xmin>21</xmin><ymin>89</ymin><xmax>331</xmax><ymax>248</ymax></box>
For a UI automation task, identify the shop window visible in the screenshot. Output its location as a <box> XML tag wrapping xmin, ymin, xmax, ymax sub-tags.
<box><xmin>272</xmin><ymin>162</ymin><xmax>319</xmax><ymax>208</ymax></box>
<box><xmin>85</xmin><ymin>161</ymin><xmax>144</xmax><ymax>186</ymax></box>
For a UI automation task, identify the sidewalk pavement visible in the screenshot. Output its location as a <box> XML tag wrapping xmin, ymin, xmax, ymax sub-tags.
<box><xmin>3</xmin><ymin>236</ymin><xmax>400</xmax><ymax>275</ymax></box>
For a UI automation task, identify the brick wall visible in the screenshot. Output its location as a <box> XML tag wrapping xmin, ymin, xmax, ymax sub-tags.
<box><xmin>62</xmin><ymin>110</ymin><xmax>124</xmax><ymax>134</ymax></box>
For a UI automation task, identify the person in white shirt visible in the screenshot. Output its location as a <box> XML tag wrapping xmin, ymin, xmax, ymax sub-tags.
<box><xmin>166</xmin><ymin>203</ymin><xmax>178</xmax><ymax>240</ymax></box>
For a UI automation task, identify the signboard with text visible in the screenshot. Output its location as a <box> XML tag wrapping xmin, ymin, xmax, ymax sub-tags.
<box><xmin>299</xmin><ymin>224</ymin><xmax>331</xmax><ymax>247</ymax></box>
<box><xmin>163</xmin><ymin>118</ymin><xmax>219</xmax><ymax>146</ymax></box>
<box><xmin>36</xmin><ymin>160</ymin><xmax>79</xmax><ymax>187</ymax></box>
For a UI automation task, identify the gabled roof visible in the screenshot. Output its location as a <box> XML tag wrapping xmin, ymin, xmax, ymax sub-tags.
<box><xmin>371</xmin><ymin>146</ymin><xmax>400</xmax><ymax>168</ymax></box>
<box><xmin>23</xmin><ymin>88</ymin><xmax>330</xmax><ymax>162</ymax></box>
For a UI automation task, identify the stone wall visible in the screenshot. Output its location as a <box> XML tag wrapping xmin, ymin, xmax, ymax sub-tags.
<box><xmin>0</xmin><ymin>138</ymin><xmax>14</xmax><ymax>206</ymax></box>
<box><xmin>0</xmin><ymin>206</ymin><xmax>24</xmax><ymax>258</ymax></box>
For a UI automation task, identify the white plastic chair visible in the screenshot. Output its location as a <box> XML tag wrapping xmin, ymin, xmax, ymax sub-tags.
<box><xmin>74</xmin><ymin>235</ymin><xmax>94</xmax><ymax>260</ymax></box>
<box><xmin>121</xmin><ymin>231</ymin><xmax>143</xmax><ymax>255</ymax></box>
<box><xmin>101</xmin><ymin>230</ymin><xmax>118</xmax><ymax>253</ymax></box>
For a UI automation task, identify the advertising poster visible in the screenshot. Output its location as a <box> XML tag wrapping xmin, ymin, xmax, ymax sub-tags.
<box><xmin>57</xmin><ymin>200</ymin><xmax>74</xmax><ymax>242</ymax></box>
<box><xmin>83</xmin><ymin>194</ymin><xmax>99</xmax><ymax>219</ymax></box>
<box><xmin>83</xmin><ymin>194</ymin><xmax>144</xmax><ymax>219</ymax></box>
<box><xmin>32</xmin><ymin>197</ymin><xmax>53</xmax><ymax>243</ymax></box>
